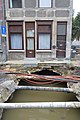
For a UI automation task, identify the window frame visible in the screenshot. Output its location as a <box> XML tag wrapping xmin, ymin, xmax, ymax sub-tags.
<box><xmin>37</xmin><ymin>21</ymin><xmax>52</xmax><ymax>50</ymax></box>
<box><xmin>8</xmin><ymin>22</ymin><xmax>24</xmax><ymax>50</ymax></box>
<box><xmin>38</xmin><ymin>0</ymin><xmax>52</xmax><ymax>8</ymax></box>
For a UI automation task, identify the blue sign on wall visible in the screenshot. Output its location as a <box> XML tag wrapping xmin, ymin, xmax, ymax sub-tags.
<box><xmin>1</xmin><ymin>26</ymin><xmax>6</xmax><ymax>37</ymax></box>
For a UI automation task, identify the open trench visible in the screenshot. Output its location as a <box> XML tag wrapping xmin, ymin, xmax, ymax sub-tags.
<box><xmin>0</xmin><ymin>65</ymin><xmax>80</xmax><ymax>119</ymax></box>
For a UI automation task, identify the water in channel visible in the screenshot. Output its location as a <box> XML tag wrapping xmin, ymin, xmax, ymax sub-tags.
<box><xmin>1</xmin><ymin>83</ymin><xmax>80</xmax><ymax>120</ymax></box>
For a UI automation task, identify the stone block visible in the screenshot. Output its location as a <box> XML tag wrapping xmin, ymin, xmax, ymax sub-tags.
<box><xmin>25</xmin><ymin>0</ymin><xmax>36</xmax><ymax>8</ymax></box>
<box><xmin>25</xmin><ymin>10</ymin><xmax>36</xmax><ymax>17</ymax></box>
<box><xmin>55</xmin><ymin>0</ymin><xmax>70</xmax><ymax>8</ymax></box>
<box><xmin>55</xmin><ymin>10</ymin><xmax>69</xmax><ymax>17</ymax></box>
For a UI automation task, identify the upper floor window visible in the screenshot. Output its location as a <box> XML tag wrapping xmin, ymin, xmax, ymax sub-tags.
<box><xmin>39</xmin><ymin>0</ymin><xmax>51</xmax><ymax>8</ymax></box>
<box><xmin>9</xmin><ymin>0</ymin><xmax>22</xmax><ymax>8</ymax></box>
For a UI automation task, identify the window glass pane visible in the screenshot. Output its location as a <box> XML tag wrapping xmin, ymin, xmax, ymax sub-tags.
<box><xmin>57</xmin><ymin>36</ymin><xmax>66</xmax><ymax>41</ymax></box>
<box><xmin>39</xmin><ymin>34</ymin><xmax>50</xmax><ymax>49</ymax></box>
<box><xmin>39</xmin><ymin>0</ymin><xmax>51</xmax><ymax>7</ymax></box>
<box><xmin>10</xmin><ymin>0</ymin><xmax>22</xmax><ymax>8</ymax></box>
<box><xmin>27</xmin><ymin>30</ymin><xmax>34</xmax><ymax>37</ymax></box>
<box><xmin>11</xmin><ymin>34</ymin><xmax>22</xmax><ymax>49</ymax></box>
<box><xmin>27</xmin><ymin>38</ymin><xmax>34</xmax><ymax>50</ymax></box>
<box><xmin>57</xmin><ymin>24</ymin><xmax>66</xmax><ymax>35</ymax></box>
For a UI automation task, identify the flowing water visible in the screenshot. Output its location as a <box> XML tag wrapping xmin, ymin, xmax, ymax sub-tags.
<box><xmin>1</xmin><ymin>83</ymin><xmax>80</xmax><ymax>120</ymax></box>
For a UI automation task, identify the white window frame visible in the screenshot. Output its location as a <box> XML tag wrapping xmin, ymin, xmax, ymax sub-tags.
<box><xmin>39</xmin><ymin>0</ymin><xmax>51</xmax><ymax>7</ymax></box>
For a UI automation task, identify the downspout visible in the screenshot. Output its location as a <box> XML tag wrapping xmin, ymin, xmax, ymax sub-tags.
<box><xmin>2</xmin><ymin>0</ymin><xmax>7</xmax><ymax>61</ymax></box>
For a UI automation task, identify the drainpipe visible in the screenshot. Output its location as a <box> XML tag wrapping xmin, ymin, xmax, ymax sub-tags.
<box><xmin>1</xmin><ymin>0</ymin><xmax>7</xmax><ymax>62</ymax></box>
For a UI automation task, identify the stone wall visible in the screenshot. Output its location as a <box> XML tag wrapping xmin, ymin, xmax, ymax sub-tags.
<box><xmin>0</xmin><ymin>74</ymin><xmax>18</xmax><ymax>119</ymax></box>
<box><xmin>36</xmin><ymin>52</ymin><xmax>53</xmax><ymax>61</ymax></box>
<box><xmin>55</xmin><ymin>0</ymin><xmax>70</xmax><ymax>7</ymax></box>
<box><xmin>7</xmin><ymin>52</ymin><xmax>24</xmax><ymax>60</ymax></box>
<box><xmin>6</xmin><ymin>0</ymin><xmax>71</xmax><ymax>19</ymax></box>
<box><xmin>25</xmin><ymin>0</ymin><xmax>36</xmax><ymax>8</ymax></box>
<box><xmin>55</xmin><ymin>10</ymin><xmax>69</xmax><ymax>17</ymax></box>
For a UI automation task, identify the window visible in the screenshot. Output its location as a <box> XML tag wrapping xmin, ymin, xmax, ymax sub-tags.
<box><xmin>27</xmin><ymin>30</ymin><xmax>34</xmax><ymax>37</ymax></box>
<box><xmin>8</xmin><ymin>22</ymin><xmax>23</xmax><ymax>50</ymax></box>
<box><xmin>37</xmin><ymin>22</ymin><xmax>52</xmax><ymax>50</ymax></box>
<box><xmin>57</xmin><ymin>23</ymin><xmax>67</xmax><ymax>35</ymax></box>
<box><xmin>39</xmin><ymin>0</ymin><xmax>51</xmax><ymax>7</ymax></box>
<box><xmin>39</xmin><ymin>34</ymin><xmax>50</xmax><ymax>49</ymax></box>
<box><xmin>57</xmin><ymin>22</ymin><xmax>67</xmax><ymax>42</ymax></box>
<box><xmin>27</xmin><ymin>38</ymin><xmax>34</xmax><ymax>50</ymax></box>
<box><xmin>11</xmin><ymin>33</ymin><xmax>22</xmax><ymax>49</ymax></box>
<box><xmin>9</xmin><ymin>0</ymin><xmax>22</xmax><ymax>8</ymax></box>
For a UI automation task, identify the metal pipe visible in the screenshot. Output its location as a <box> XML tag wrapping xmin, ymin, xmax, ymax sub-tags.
<box><xmin>15</xmin><ymin>86</ymin><xmax>73</xmax><ymax>93</ymax></box>
<box><xmin>0</xmin><ymin>102</ymin><xmax>80</xmax><ymax>109</ymax></box>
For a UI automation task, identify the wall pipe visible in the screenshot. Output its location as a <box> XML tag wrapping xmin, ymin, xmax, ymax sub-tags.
<box><xmin>0</xmin><ymin>102</ymin><xmax>80</xmax><ymax>109</ymax></box>
<box><xmin>15</xmin><ymin>86</ymin><xmax>73</xmax><ymax>93</ymax></box>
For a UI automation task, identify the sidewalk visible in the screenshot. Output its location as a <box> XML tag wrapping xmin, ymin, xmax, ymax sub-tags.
<box><xmin>0</xmin><ymin>60</ymin><xmax>80</xmax><ymax>67</ymax></box>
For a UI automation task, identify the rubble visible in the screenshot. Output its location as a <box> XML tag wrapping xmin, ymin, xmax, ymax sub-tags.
<box><xmin>67</xmin><ymin>82</ymin><xmax>80</xmax><ymax>101</ymax></box>
<box><xmin>0</xmin><ymin>63</ymin><xmax>80</xmax><ymax>119</ymax></box>
<box><xmin>0</xmin><ymin>74</ymin><xmax>18</xmax><ymax>119</ymax></box>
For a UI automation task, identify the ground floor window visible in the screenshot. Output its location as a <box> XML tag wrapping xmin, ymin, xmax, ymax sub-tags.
<box><xmin>8</xmin><ymin>21</ymin><xmax>23</xmax><ymax>50</ymax></box>
<box><xmin>11</xmin><ymin>33</ymin><xmax>22</xmax><ymax>49</ymax></box>
<box><xmin>39</xmin><ymin>33</ymin><xmax>50</xmax><ymax>49</ymax></box>
<box><xmin>37</xmin><ymin>21</ymin><xmax>52</xmax><ymax>50</ymax></box>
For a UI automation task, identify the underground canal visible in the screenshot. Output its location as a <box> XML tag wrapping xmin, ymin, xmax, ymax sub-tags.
<box><xmin>1</xmin><ymin>69</ymin><xmax>80</xmax><ymax>120</ymax></box>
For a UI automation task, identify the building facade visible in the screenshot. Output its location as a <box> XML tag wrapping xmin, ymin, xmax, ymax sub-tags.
<box><xmin>5</xmin><ymin>0</ymin><xmax>73</xmax><ymax>62</ymax></box>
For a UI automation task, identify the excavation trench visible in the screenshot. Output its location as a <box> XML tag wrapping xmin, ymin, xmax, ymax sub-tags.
<box><xmin>1</xmin><ymin>69</ymin><xmax>80</xmax><ymax>120</ymax></box>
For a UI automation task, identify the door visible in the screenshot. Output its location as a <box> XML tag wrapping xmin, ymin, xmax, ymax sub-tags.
<box><xmin>56</xmin><ymin>22</ymin><xmax>67</xmax><ymax>58</ymax></box>
<box><xmin>26</xmin><ymin>23</ymin><xmax>35</xmax><ymax>58</ymax></box>
<box><xmin>56</xmin><ymin>36</ymin><xmax>66</xmax><ymax>58</ymax></box>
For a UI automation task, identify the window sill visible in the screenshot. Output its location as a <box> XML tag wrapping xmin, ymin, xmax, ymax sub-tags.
<box><xmin>8</xmin><ymin>50</ymin><xmax>25</xmax><ymax>52</ymax></box>
<box><xmin>36</xmin><ymin>50</ymin><xmax>52</xmax><ymax>52</ymax></box>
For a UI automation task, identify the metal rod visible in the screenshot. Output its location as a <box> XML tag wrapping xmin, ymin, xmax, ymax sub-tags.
<box><xmin>0</xmin><ymin>102</ymin><xmax>80</xmax><ymax>109</ymax></box>
<box><xmin>15</xmin><ymin>86</ymin><xmax>73</xmax><ymax>93</ymax></box>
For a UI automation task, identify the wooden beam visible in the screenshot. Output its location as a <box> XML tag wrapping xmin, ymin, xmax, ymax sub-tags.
<box><xmin>15</xmin><ymin>86</ymin><xmax>73</xmax><ymax>93</ymax></box>
<box><xmin>0</xmin><ymin>102</ymin><xmax>80</xmax><ymax>109</ymax></box>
